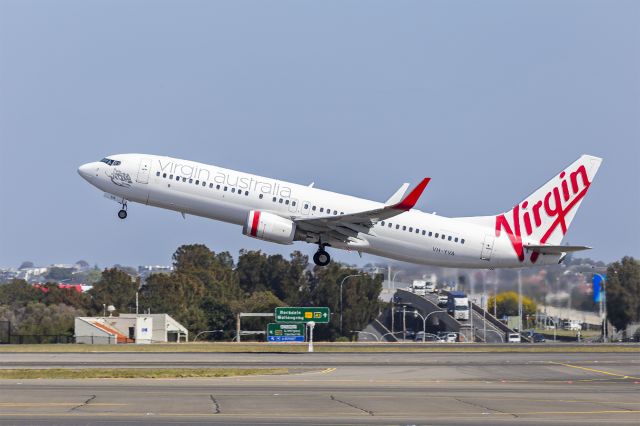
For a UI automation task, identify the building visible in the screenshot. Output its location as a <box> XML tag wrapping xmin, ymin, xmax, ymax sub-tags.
<box><xmin>75</xmin><ymin>314</ymin><xmax>188</xmax><ymax>344</ymax></box>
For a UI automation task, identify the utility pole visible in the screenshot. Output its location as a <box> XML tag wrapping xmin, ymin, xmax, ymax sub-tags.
<box><xmin>517</xmin><ymin>269</ymin><xmax>523</xmax><ymax>333</ymax></box>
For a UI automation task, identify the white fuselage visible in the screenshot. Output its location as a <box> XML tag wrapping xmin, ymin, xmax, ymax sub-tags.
<box><xmin>78</xmin><ymin>154</ymin><xmax>563</xmax><ymax>268</ymax></box>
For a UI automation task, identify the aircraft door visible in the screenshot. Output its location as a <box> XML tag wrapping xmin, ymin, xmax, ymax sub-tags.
<box><xmin>136</xmin><ymin>158</ymin><xmax>151</xmax><ymax>184</ymax></box>
<box><xmin>480</xmin><ymin>235</ymin><xmax>494</xmax><ymax>261</ymax></box>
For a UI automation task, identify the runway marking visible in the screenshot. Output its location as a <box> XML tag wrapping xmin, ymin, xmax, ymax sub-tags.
<box><xmin>550</xmin><ymin>362</ymin><xmax>640</xmax><ymax>380</ymax></box>
<box><xmin>0</xmin><ymin>410</ymin><xmax>638</xmax><ymax>418</ymax></box>
<box><xmin>0</xmin><ymin>403</ymin><xmax>127</xmax><ymax>407</ymax></box>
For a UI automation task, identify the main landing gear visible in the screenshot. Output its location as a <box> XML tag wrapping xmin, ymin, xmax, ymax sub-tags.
<box><xmin>313</xmin><ymin>244</ymin><xmax>331</xmax><ymax>267</ymax></box>
<box><xmin>117</xmin><ymin>202</ymin><xmax>128</xmax><ymax>220</ymax></box>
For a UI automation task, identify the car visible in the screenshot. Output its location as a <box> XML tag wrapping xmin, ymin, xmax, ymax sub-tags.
<box><xmin>531</xmin><ymin>333</ymin><xmax>546</xmax><ymax>343</ymax></box>
<box><xmin>437</xmin><ymin>295</ymin><xmax>448</xmax><ymax>307</ymax></box>
<box><xmin>507</xmin><ymin>333</ymin><xmax>521</xmax><ymax>343</ymax></box>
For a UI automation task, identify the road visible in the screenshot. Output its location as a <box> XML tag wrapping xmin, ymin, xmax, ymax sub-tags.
<box><xmin>0</xmin><ymin>350</ymin><xmax>638</xmax><ymax>424</ymax></box>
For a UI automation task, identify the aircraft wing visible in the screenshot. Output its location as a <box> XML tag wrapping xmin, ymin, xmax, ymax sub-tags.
<box><xmin>524</xmin><ymin>244</ymin><xmax>591</xmax><ymax>254</ymax></box>
<box><xmin>294</xmin><ymin>178</ymin><xmax>430</xmax><ymax>245</ymax></box>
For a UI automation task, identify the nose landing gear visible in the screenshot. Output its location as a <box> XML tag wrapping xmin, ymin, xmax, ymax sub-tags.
<box><xmin>313</xmin><ymin>245</ymin><xmax>331</xmax><ymax>266</ymax></box>
<box><xmin>117</xmin><ymin>202</ymin><xmax>128</xmax><ymax>220</ymax></box>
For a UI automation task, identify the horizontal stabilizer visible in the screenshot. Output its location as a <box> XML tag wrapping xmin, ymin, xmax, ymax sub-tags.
<box><xmin>524</xmin><ymin>244</ymin><xmax>591</xmax><ymax>254</ymax></box>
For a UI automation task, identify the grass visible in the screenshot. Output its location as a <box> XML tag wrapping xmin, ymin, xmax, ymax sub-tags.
<box><xmin>0</xmin><ymin>342</ymin><xmax>637</xmax><ymax>353</ymax></box>
<box><xmin>0</xmin><ymin>368</ymin><xmax>287</xmax><ymax>380</ymax></box>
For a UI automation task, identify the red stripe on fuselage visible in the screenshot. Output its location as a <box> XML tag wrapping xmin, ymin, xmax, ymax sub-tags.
<box><xmin>250</xmin><ymin>211</ymin><xmax>261</xmax><ymax>237</ymax></box>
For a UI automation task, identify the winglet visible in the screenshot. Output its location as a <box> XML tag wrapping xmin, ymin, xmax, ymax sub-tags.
<box><xmin>390</xmin><ymin>178</ymin><xmax>430</xmax><ymax>210</ymax></box>
<box><xmin>385</xmin><ymin>183</ymin><xmax>410</xmax><ymax>205</ymax></box>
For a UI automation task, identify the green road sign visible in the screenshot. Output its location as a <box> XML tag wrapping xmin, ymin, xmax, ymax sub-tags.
<box><xmin>267</xmin><ymin>323</ymin><xmax>305</xmax><ymax>342</ymax></box>
<box><xmin>275</xmin><ymin>307</ymin><xmax>330</xmax><ymax>323</ymax></box>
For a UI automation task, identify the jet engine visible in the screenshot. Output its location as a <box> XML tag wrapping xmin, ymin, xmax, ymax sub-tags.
<box><xmin>242</xmin><ymin>210</ymin><xmax>296</xmax><ymax>245</ymax></box>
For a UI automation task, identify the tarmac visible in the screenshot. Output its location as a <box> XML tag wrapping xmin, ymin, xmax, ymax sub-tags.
<box><xmin>0</xmin><ymin>349</ymin><xmax>638</xmax><ymax>425</ymax></box>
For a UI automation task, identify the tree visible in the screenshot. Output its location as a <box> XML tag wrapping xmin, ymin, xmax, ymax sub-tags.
<box><xmin>488</xmin><ymin>291</ymin><xmax>537</xmax><ymax>319</ymax></box>
<box><xmin>140</xmin><ymin>273</ymin><xmax>207</xmax><ymax>333</ymax></box>
<box><xmin>45</xmin><ymin>267</ymin><xmax>74</xmax><ymax>282</ymax></box>
<box><xmin>1</xmin><ymin>302</ymin><xmax>84</xmax><ymax>335</ymax></box>
<box><xmin>308</xmin><ymin>263</ymin><xmax>382</xmax><ymax>340</ymax></box>
<box><xmin>606</xmin><ymin>257</ymin><xmax>640</xmax><ymax>331</ymax></box>
<box><xmin>89</xmin><ymin>268</ymin><xmax>138</xmax><ymax>314</ymax></box>
<box><xmin>18</xmin><ymin>261</ymin><xmax>34</xmax><ymax>270</ymax></box>
<box><xmin>0</xmin><ymin>279</ymin><xmax>42</xmax><ymax>307</ymax></box>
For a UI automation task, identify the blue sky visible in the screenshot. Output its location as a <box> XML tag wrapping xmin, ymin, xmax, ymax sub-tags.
<box><xmin>1</xmin><ymin>1</ymin><xmax>638</xmax><ymax>268</ymax></box>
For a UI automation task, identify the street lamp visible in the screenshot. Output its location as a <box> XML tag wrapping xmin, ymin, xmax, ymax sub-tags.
<box><xmin>408</xmin><ymin>308</ymin><xmax>446</xmax><ymax>342</ymax></box>
<box><xmin>593</xmin><ymin>272</ymin><xmax>607</xmax><ymax>342</ymax></box>
<box><xmin>340</xmin><ymin>274</ymin><xmax>363</xmax><ymax>335</ymax></box>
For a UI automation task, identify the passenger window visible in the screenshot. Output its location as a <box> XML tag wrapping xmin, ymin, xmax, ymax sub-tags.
<box><xmin>285</xmin><ymin>200</ymin><xmax>290</xmax><ymax>205</ymax></box>
<box><xmin>189</xmin><ymin>179</ymin><xmax>193</xmax><ymax>184</ymax></box>
<box><xmin>195</xmin><ymin>180</ymin><xmax>199</xmax><ymax>185</ymax></box>
<box><xmin>340</xmin><ymin>212</ymin><xmax>344</xmax><ymax>215</ymax></box>
<box><xmin>304</xmin><ymin>204</ymin><xmax>309</xmax><ymax>209</ymax></box>
<box><xmin>381</xmin><ymin>221</ymin><xmax>385</xmax><ymax>226</ymax></box>
<box><xmin>442</xmin><ymin>234</ymin><xmax>446</xmax><ymax>239</ymax></box>
<box><xmin>388</xmin><ymin>223</ymin><xmax>392</xmax><ymax>228</ymax></box>
<box><xmin>279</xmin><ymin>198</ymin><xmax>283</xmax><ymax>203</ymax></box>
<box><xmin>182</xmin><ymin>177</ymin><xmax>186</xmax><ymax>182</ymax></box>
<box><xmin>169</xmin><ymin>174</ymin><xmax>173</xmax><ymax>179</ymax></box>
<box><xmin>409</xmin><ymin>227</ymin><xmax>413</xmax><ymax>232</ymax></box>
<box><xmin>312</xmin><ymin>206</ymin><xmax>316</xmax><ymax>211</ymax></box>
<box><xmin>396</xmin><ymin>225</ymin><xmax>400</xmax><ymax>229</ymax></box>
<box><xmin>435</xmin><ymin>233</ymin><xmax>439</xmax><ymax>238</ymax></box>
<box><xmin>448</xmin><ymin>236</ymin><xmax>452</xmax><ymax>241</ymax></box>
<box><xmin>429</xmin><ymin>232</ymin><xmax>433</xmax><ymax>237</ymax></box>
<box><xmin>224</xmin><ymin>186</ymin><xmax>228</xmax><ymax>191</ymax></box>
<box><xmin>320</xmin><ymin>208</ymin><xmax>324</xmax><ymax>212</ymax></box>
<box><xmin>402</xmin><ymin>226</ymin><xmax>406</xmax><ymax>231</ymax></box>
<box><xmin>422</xmin><ymin>230</ymin><xmax>426</xmax><ymax>235</ymax></box>
<box><xmin>209</xmin><ymin>183</ymin><xmax>214</xmax><ymax>188</ymax></box>
<box><xmin>156</xmin><ymin>172</ymin><xmax>160</xmax><ymax>177</ymax></box>
<box><xmin>231</xmin><ymin>188</ymin><xmax>235</xmax><ymax>193</ymax></box>
<box><xmin>273</xmin><ymin>197</ymin><xmax>277</xmax><ymax>202</ymax></box>
<box><xmin>245</xmin><ymin>191</ymin><xmax>249</xmax><ymax>196</ymax></box>
<box><xmin>162</xmin><ymin>173</ymin><xmax>167</xmax><ymax>178</ymax></box>
<box><xmin>292</xmin><ymin>201</ymin><xmax>296</xmax><ymax>206</ymax></box>
<box><xmin>216</xmin><ymin>184</ymin><xmax>220</xmax><ymax>190</ymax></box>
<box><xmin>454</xmin><ymin>237</ymin><xmax>458</xmax><ymax>242</ymax></box>
<box><xmin>333</xmin><ymin>211</ymin><xmax>337</xmax><ymax>215</ymax></box>
<box><xmin>461</xmin><ymin>239</ymin><xmax>465</xmax><ymax>244</ymax></box>
<box><xmin>259</xmin><ymin>194</ymin><xmax>263</xmax><ymax>199</ymax></box>
<box><xmin>416</xmin><ymin>229</ymin><xmax>419</xmax><ymax>234</ymax></box>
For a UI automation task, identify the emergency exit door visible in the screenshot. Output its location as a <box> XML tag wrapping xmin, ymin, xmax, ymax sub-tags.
<box><xmin>480</xmin><ymin>235</ymin><xmax>494</xmax><ymax>261</ymax></box>
<box><xmin>136</xmin><ymin>158</ymin><xmax>151</xmax><ymax>184</ymax></box>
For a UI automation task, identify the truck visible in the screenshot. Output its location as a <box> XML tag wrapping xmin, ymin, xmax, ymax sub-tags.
<box><xmin>411</xmin><ymin>280</ymin><xmax>427</xmax><ymax>296</ymax></box>
<box><xmin>447</xmin><ymin>291</ymin><xmax>470</xmax><ymax>321</ymax></box>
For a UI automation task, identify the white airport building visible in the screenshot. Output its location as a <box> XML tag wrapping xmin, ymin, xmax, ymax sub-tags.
<box><xmin>75</xmin><ymin>314</ymin><xmax>188</xmax><ymax>344</ymax></box>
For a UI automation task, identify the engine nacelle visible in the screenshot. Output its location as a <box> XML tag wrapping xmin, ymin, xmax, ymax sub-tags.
<box><xmin>242</xmin><ymin>210</ymin><xmax>296</xmax><ymax>245</ymax></box>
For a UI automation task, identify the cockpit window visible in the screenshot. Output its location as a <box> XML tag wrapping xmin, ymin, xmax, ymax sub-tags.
<box><xmin>100</xmin><ymin>158</ymin><xmax>121</xmax><ymax>166</ymax></box>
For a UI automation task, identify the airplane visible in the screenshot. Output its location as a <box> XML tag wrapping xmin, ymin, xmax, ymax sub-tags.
<box><xmin>78</xmin><ymin>154</ymin><xmax>602</xmax><ymax>268</ymax></box>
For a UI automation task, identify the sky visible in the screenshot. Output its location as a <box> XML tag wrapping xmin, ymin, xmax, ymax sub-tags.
<box><xmin>1</xmin><ymin>1</ymin><xmax>638</xmax><ymax>269</ymax></box>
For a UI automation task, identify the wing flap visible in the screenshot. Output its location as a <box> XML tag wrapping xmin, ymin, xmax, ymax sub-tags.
<box><xmin>524</xmin><ymin>244</ymin><xmax>591</xmax><ymax>254</ymax></box>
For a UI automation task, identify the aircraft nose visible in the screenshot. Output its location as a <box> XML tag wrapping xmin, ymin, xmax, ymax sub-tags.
<box><xmin>77</xmin><ymin>163</ymin><xmax>94</xmax><ymax>181</ymax></box>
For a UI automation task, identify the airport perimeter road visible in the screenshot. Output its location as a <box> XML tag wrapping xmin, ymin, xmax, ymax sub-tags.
<box><xmin>0</xmin><ymin>351</ymin><xmax>639</xmax><ymax>425</ymax></box>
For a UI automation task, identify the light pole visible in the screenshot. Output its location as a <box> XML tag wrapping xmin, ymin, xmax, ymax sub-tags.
<box><xmin>593</xmin><ymin>273</ymin><xmax>607</xmax><ymax>342</ymax></box>
<box><xmin>340</xmin><ymin>274</ymin><xmax>362</xmax><ymax>336</ymax></box>
<box><xmin>411</xmin><ymin>309</ymin><xmax>446</xmax><ymax>342</ymax></box>
<box><xmin>517</xmin><ymin>269</ymin><xmax>523</xmax><ymax>332</ymax></box>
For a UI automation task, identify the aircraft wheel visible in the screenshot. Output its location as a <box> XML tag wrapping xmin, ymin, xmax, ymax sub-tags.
<box><xmin>118</xmin><ymin>209</ymin><xmax>128</xmax><ymax>219</ymax></box>
<box><xmin>313</xmin><ymin>250</ymin><xmax>331</xmax><ymax>266</ymax></box>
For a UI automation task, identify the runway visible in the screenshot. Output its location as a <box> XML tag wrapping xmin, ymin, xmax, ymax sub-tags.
<box><xmin>0</xmin><ymin>351</ymin><xmax>638</xmax><ymax>425</ymax></box>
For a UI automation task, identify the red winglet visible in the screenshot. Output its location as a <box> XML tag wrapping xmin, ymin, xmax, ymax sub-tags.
<box><xmin>391</xmin><ymin>178</ymin><xmax>430</xmax><ymax>210</ymax></box>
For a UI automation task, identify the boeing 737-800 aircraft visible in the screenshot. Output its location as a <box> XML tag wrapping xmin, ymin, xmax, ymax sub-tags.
<box><xmin>78</xmin><ymin>154</ymin><xmax>601</xmax><ymax>268</ymax></box>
